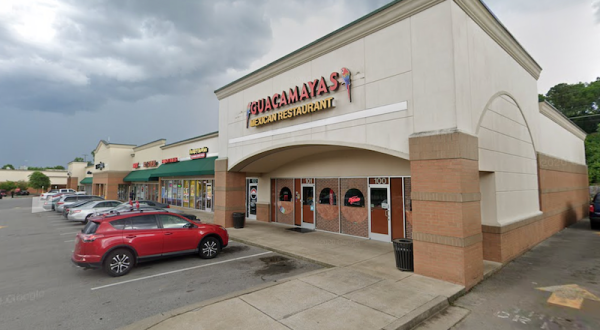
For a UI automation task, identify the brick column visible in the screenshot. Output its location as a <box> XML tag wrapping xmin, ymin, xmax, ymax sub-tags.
<box><xmin>256</xmin><ymin>203</ymin><xmax>271</xmax><ymax>222</ymax></box>
<box><xmin>410</xmin><ymin>131</ymin><xmax>483</xmax><ymax>289</ymax></box>
<box><xmin>214</xmin><ymin>159</ymin><xmax>246</xmax><ymax>227</ymax></box>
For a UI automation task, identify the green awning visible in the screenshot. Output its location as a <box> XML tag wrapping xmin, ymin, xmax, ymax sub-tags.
<box><xmin>80</xmin><ymin>177</ymin><xmax>93</xmax><ymax>185</ymax></box>
<box><xmin>123</xmin><ymin>169</ymin><xmax>159</xmax><ymax>182</ymax></box>
<box><xmin>152</xmin><ymin>157</ymin><xmax>216</xmax><ymax>178</ymax></box>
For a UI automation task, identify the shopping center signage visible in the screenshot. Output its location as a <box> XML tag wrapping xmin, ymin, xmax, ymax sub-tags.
<box><xmin>189</xmin><ymin>147</ymin><xmax>209</xmax><ymax>159</ymax></box>
<box><xmin>162</xmin><ymin>157</ymin><xmax>179</xmax><ymax>164</ymax></box>
<box><xmin>144</xmin><ymin>160</ymin><xmax>159</xmax><ymax>168</ymax></box>
<box><xmin>246</xmin><ymin>67</ymin><xmax>352</xmax><ymax>128</ymax></box>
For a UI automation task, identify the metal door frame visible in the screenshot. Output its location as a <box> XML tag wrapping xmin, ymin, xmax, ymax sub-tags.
<box><xmin>368</xmin><ymin>182</ymin><xmax>391</xmax><ymax>242</ymax></box>
<box><xmin>300</xmin><ymin>183</ymin><xmax>316</xmax><ymax>230</ymax></box>
<box><xmin>247</xmin><ymin>181</ymin><xmax>258</xmax><ymax>220</ymax></box>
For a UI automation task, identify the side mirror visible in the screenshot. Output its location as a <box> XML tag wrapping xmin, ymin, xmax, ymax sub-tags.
<box><xmin>184</xmin><ymin>222</ymin><xmax>196</xmax><ymax>229</ymax></box>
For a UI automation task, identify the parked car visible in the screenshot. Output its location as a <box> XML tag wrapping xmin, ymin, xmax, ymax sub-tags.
<box><xmin>93</xmin><ymin>203</ymin><xmax>184</xmax><ymax>217</ymax></box>
<box><xmin>41</xmin><ymin>189</ymin><xmax>76</xmax><ymax>200</ymax></box>
<box><xmin>15</xmin><ymin>190</ymin><xmax>30</xmax><ymax>196</ymax></box>
<box><xmin>43</xmin><ymin>193</ymin><xmax>69</xmax><ymax>210</ymax></box>
<box><xmin>67</xmin><ymin>200</ymin><xmax>123</xmax><ymax>223</ymax></box>
<box><xmin>0</xmin><ymin>189</ymin><xmax>6</xmax><ymax>197</ymax></box>
<box><xmin>71</xmin><ymin>211</ymin><xmax>229</xmax><ymax>276</ymax></box>
<box><xmin>56</xmin><ymin>195</ymin><xmax>104</xmax><ymax>213</ymax></box>
<box><xmin>63</xmin><ymin>199</ymin><xmax>104</xmax><ymax>219</ymax></box>
<box><xmin>135</xmin><ymin>200</ymin><xmax>170</xmax><ymax>208</ymax></box>
<box><xmin>590</xmin><ymin>193</ymin><xmax>600</xmax><ymax>229</ymax></box>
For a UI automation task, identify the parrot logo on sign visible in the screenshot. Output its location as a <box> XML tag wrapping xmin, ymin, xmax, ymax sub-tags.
<box><xmin>341</xmin><ymin>67</ymin><xmax>351</xmax><ymax>103</ymax></box>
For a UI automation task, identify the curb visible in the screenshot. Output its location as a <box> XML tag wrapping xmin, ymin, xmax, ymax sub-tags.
<box><xmin>383</xmin><ymin>296</ymin><xmax>449</xmax><ymax>330</ymax></box>
<box><xmin>118</xmin><ymin>267</ymin><xmax>332</xmax><ymax>330</ymax></box>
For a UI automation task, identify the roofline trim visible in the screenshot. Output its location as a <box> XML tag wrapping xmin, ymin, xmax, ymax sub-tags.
<box><xmin>539</xmin><ymin>101</ymin><xmax>587</xmax><ymax>141</ymax></box>
<box><xmin>453</xmin><ymin>0</ymin><xmax>542</xmax><ymax>80</ymax></box>
<box><xmin>161</xmin><ymin>131</ymin><xmax>219</xmax><ymax>149</ymax></box>
<box><xmin>214</xmin><ymin>0</ymin><xmax>442</xmax><ymax>100</ymax></box>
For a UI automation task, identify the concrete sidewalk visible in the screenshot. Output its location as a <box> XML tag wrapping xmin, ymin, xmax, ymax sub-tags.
<box><xmin>122</xmin><ymin>221</ymin><xmax>466</xmax><ymax>330</ymax></box>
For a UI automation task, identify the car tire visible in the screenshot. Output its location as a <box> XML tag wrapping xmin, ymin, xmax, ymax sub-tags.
<box><xmin>83</xmin><ymin>214</ymin><xmax>92</xmax><ymax>225</ymax></box>
<box><xmin>199</xmin><ymin>236</ymin><xmax>221</xmax><ymax>259</ymax></box>
<box><xmin>591</xmin><ymin>221</ymin><xmax>599</xmax><ymax>230</ymax></box>
<box><xmin>103</xmin><ymin>249</ymin><xmax>134</xmax><ymax>277</ymax></box>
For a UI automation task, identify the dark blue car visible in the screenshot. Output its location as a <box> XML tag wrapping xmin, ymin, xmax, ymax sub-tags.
<box><xmin>590</xmin><ymin>194</ymin><xmax>600</xmax><ymax>229</ymax></box>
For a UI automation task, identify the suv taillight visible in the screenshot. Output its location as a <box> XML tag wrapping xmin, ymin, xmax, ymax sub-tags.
<box><xmin>590</xmin><ymin>205</ymin><xmax>595</xmax><ymax>213</ymax></box>
<box><xmin>58</xmin><ymin>202</ymin><xmax>64</xmax><ymax>205</ymax></box>
<box><xmin>166</xmin><ymin>205</ymin><xmax>170</xmax><ymax>208</ymax></box>
<box><xmin>82</xmin><ymin>234</ymin><xmax>104</xmax><ymax>243</ymax></box>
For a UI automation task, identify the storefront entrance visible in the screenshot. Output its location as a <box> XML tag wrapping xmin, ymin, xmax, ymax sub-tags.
<box><xmin>301</xmin><ymin>181</ymin><xmax>315</xmax><ymax>230</ymax></box>
<box><xmin>368</xmin><ymin>180</ymin><xmax>391</xmax><ymax>242</ymax></box>
<box><xmin>246</xmin><ymin>179</ymin><xmax>258</xmax><ymax>219</ymax></box>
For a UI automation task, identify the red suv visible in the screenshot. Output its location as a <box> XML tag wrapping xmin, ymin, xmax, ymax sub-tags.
<box><xmin>71</xmin><ymin>211</ymin><xmax>229</xmax><ymax>276</ymax></box>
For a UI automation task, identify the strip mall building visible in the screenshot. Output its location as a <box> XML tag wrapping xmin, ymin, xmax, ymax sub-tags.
<box><xmin>212</xmin><ymin>0</ymin><xmax>589</xmax><ymax>288</ymax></box>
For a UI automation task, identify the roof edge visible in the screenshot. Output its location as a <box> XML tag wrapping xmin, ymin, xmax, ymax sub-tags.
<box><xmin>134</xmin><ymin>139</ymin><xmax>167</xmax><ymax>152</ymax></box>
<box><xmin>161</xmin><ymin>131</ymin><xmax>219</xmax><ymax>149</ymax></box>
<box><xmin>539</xmin><ymin>101</ymin><xmax>587</xmax><ymax>141</ymax></box>
<box><xmin>453</xmin><ymin>0</ymin><xmax>542</xmax><ymax>80</ymax></box>
<box><xmin>214</xmin><ymin>0</ymin><xmax>442</xmax><ymax>100</ymax></box>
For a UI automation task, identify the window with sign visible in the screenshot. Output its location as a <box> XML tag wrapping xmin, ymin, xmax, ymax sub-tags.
<box><xmin>279</xmin><ymin>187</ymin><xmax>292</xmax><ymax>201</ymax></box>
<box><xmin>344</xmin><ymin>188</ymin><xmax>365</xmax><ymax>207</ymax></box>
<box><xmin>318</xmin><ymin>188</ymin><xmax>337</xmax><ymax>205</ymax></box>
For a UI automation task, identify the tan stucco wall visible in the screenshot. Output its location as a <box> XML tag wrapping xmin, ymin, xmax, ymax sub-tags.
<box><xmin>0</xmin><ymin>169</ymin><xmax>67</xmax><ymax>186</ymax></box>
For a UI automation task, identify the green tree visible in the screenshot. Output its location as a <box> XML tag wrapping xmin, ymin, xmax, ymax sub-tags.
<box><xmin>15</xmin><ymin>180</ymin><xmax>28</xmax><ymax>190</ymax></box>
<box><xmin>1</xmin><ymin>164</ymin><xmax>15</xmax><ymax>170</ymax></box>
<box><xmin>28</xmin><ymin>171</ymin><xmax>51</xmax><ymax>191</ymax></box>
<box><xmin>0</xmin><ymin>181</ymin><xmax>17</xmax><ymax>191</ymax></box>
<box><xmin>73</xmin><ymin>157</ymin><xmax>85</xmax><ymax>162</ymax></box>
<box><xmin>50</xmin><ymin>165</ymin><xmax>65</xmax><ymax>170</ymax></box>
<box><xmin>542</xmin><ymin>78</ymin><xmax>600</xmax><ymax>133</ymax></box>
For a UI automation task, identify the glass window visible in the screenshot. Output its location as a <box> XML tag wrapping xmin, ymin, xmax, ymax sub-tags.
<box><xmin>319</xmin><ymin>188</ymin><xmax>337</xmax><ymax>205</ymax></box>
<box><xmin>279</xmin><ymin>187</ymin><xmax>292</xmax><ymax>201</ymax></box>
<box><xmin>129</xmin><ymin>215</ymin><xmax>158</xmax><ymax>229</ymax></box>
<box><xmin>110</xmin><ymin>218</ymin><xmax>130</xmax><ymax>230</ymax></box>
<box><xmin>344</xmin><ymin>188</ymin><xmax>365</xmax><ymax>207</ymax></box>
<box><xmin>93</xmin><ymin>202</ymin><xmax>107</xmax><ymax>208</ymax></box>
<box><xmin>158</xmin><ymin>214</ymin><xmax>191</xmax><ymax>229</ymax></box>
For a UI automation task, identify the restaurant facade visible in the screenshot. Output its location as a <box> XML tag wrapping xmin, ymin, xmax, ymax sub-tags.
<box><xmin>212</xmin><ymin>0</ymin><xmax>589</xmax><ymax>289</ymax></box>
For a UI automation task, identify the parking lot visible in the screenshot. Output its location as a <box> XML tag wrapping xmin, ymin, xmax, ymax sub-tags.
<box><xmin>0</xmin><ymin>197</ymin><xmax>322</xmax><ymax>330</ymax></box>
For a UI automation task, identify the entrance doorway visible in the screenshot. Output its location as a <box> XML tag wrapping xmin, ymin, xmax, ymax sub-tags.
<box><xmin>368</xmin><ymin>179</ymin><xmax>391</xmax><ymax>242</ymax></box>
<box><xmin>246</xmin><ymin>179</ymin><xmax>258</xmax><ymax>219</ymax></box>
<box><xmin>301</xmin><ymin>181</ymin><xmax>315</xmax><ymax>230</ymax></box>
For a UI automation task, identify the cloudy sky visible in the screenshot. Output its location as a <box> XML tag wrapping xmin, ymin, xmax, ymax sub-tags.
<box><xmin>0</xmin><ymin>0</ymin><xmax>598</xmax><ymax>168</ymax></box>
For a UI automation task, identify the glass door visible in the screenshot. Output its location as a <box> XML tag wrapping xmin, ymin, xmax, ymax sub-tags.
<box><xmin>205</xmin><ymin>182</ymin><xmax>212</xmax><ymax>211</ymax></box>
<box><xmin>301</xmin><ymin>184</ymin><xmax>315</xmax><ymax>229</ymax></box>
<box><xmin>369</xmin><ymin>184</ymin><xmax>391</xmax><ymax>242</ymax></box>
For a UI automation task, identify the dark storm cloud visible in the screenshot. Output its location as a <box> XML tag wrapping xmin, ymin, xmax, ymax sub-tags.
<box><xmin>0</xmin><ymin>0</ymin><xmax>273</xmax><ymax>114</ymax></box>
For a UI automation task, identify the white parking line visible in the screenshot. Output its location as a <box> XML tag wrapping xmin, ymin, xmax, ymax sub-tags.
<box><xmin>60</xmin><ymin>232</ymin><xmax>80</xmax><ymax>235</ymax></box>
<box><xmin>64</xmin><ymin>240</ymin><xmax>75</xmax><ymax>243</ymax></box>
<box><xmin>91</xmin><ymin>251</ymin><xmax>273</xmax><ymax>291</ymax></box>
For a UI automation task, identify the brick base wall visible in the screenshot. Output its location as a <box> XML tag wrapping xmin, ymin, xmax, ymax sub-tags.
<box><xmin>214</xmin><ymin>159</ymin><xmax>246</xmax><ymax>227</ymax></box>
<box><xmin>316</xmin><ymin>178</ymin><xmax>340</xmax><ymax>233</ymax></box>
<box><xmin>274</xmin><ymin>179</ymin><xmax>294</xmax><ymax>225</ymax></box>
<box><xmin>340</xmin><ymin>178</ymin><xmax>368</xmax><ymax>238</ymax></box>
<box><xmin>256</xmin><ymin>202</ymin><xmax>270</xmax><ymax>222</ymax></box>
<box><xmin>482</xmin><ymin>153</ymin><xmax>589</xmax><ymax>263</ymax></box>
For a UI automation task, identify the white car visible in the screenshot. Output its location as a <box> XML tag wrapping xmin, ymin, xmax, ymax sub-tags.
<box><xmin>41</xmin><ymin>188</ymin><xmax>76</xmax><ymax>200</ymax></box>
<box><xmin>67</xmin><ymin>200</ymin><xmax>122</xmax><ymax>223</ymax></box>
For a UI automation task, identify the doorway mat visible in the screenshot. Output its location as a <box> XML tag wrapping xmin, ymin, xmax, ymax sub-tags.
<box><xmin>286</xmin><ymin>227</ymin><xmax>315</xmax><ymax>233</ymax></box>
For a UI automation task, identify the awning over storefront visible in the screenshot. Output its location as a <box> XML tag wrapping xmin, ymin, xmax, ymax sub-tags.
<box><xmin>123</xmin><ymin>169</ymin><xmax>159</xmax><ymax>182</ymax></box>
<box><xmin>80</xmin><ymin>177</ymin><xmax>93</xmax><ymax>185</ymax></box>
<box><xmin>152</xmin><ymin>157</ymin><xmax>217</xmax><ymax>178</ymax></box>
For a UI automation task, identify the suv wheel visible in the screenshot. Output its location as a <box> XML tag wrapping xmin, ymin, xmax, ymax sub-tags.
<box><xmin>83</xmin><ymin>214</ymin><xmax>92</xmax><ymax>225</ymax></box>
<box><xmin>199</xmin><ymin>236</ymin><xmax>220</xmax><ymax>259</ymax></box>
<box><xmin>104</xmin><ymin>249</ymin><xmax>134</xmax><ymax>277</ymax></box>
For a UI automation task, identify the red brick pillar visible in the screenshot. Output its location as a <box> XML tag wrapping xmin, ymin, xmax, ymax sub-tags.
<box><xmin>409</xmin><ymin>131</ymin><xmax>483</xmax><ymax>289</ymax></box>
<box><xmin>214</xmin><ymin>159</ymin><xmax>246</xmax><ymax>227</ymax></box>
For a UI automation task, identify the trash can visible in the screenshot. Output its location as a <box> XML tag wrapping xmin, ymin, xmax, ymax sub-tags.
<box><xmin>232</xmin><ymin>212</ymin><xmax>245</xmax><ymax>229</ymax></box>
<box><xmin>392</xmin><ymin>239</ymin><xmax>414</xmax><ymax>271</ymax></box>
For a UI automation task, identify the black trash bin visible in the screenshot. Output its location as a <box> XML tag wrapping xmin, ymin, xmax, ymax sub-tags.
<box><xmin>392</xmin><ymin>239</ymin><xmax>414</xmax><ymax>271</ymax></box>
<box><xmin>232</xmin><ymin>212</ymin><xmax>245</xmax><ymax>229</ymax></box>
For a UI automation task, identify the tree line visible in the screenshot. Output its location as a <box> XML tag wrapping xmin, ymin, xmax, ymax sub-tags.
<box><xmin>540</xmin><ymin>78</ymin><xmax>600</xmax><ymax>184</ymax></box>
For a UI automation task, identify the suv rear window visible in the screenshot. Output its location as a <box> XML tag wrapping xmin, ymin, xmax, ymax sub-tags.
<box><xmin>65</xmin><ymin>197</ymin><xmax>77</xmax><ymax>202</ymax></box>
<box><xmin>81</xmin><ymin>221</ymin><xmax>99</xmax><ymax>234</ymax></box>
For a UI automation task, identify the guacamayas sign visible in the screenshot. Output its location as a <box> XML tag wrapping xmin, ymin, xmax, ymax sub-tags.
<box><xmin>247</xmin><ymin>68</ymin><xmax>351</xmax><ymax>128</ymax></box>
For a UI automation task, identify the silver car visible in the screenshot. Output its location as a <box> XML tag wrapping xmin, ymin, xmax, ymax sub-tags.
<box><xmin>92</xmin><ymin>202</ymin><xmax>184</xmax><ymax>217</ymax></box>
<box><xmin>56</xmin><ymin>195</ymin><xmax>103</xmax><ymax>213</ymax></box>
<box><xmin>67</xmin><ymin>200</ymin><xmax>122</xmax><ymax>223</ymax></box>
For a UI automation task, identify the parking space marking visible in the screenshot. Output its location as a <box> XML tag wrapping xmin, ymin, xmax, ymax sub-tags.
<box><xmin>91</xmin><ymin>251</ymin><xmax>273</xmax><ymax>291</ymax></box>
<box><xmin>60</xmin><ymin>232</ymin><xmax>80</xmax><ymax>235</ymax></box>
<box><xmin>64</xmin><ymin>240</ymin><xmax>75</xmax><ymax>243</ymax></box>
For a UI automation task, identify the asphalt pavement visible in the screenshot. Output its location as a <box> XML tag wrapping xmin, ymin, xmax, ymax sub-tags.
<box><xmin>452</xmin><ymin>219</ymin><xmax>600</xmax><ymax>330</ymax></box>
<box><xmin>0</xmin><ymin>197</ymin><xmax>322</xmax><ymax>330</ymax></box>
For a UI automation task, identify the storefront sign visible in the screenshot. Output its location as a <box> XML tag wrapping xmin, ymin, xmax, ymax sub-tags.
<box><xmin>162</xmin><ymin>158</ymin><xmax>179</xmax><ymax>164</ymax></box>
<box><xmin>246</xmin><ymin>68</ymin><xmax>352</xmax><ymax>128</ymax></box>
<box><xmin>189</xmin><ymin>147</ymin><xmax>209</xmax><ymax>160</ymax></box>
<box><xmin>250</xmin><ymin>97</ymin><xmax>334</xmax><ymax>128</ymax></box>
<box><xmin>144</xmin><ymin>160</ymin><xmax>158</xmax><ymax>168</ymax></box>
<box><xmin>133</xmin><ymin>163</ymin><xmax>140</xmax><ymax>169</ymax></box>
